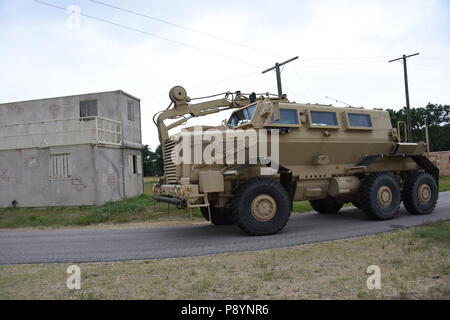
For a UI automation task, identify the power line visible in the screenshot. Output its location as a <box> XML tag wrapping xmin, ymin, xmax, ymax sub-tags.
<box><xmin>292</xmin><ymin>60</ymin><xmax>386</xmax><ymax>69</ymax></box>
<box><xmin>87</xmin><ymin>0</ymin><xmax>282</xmax><ymax>58</ymax></box>
<box><xmin>32</xmin><ymin>0</ymin><xmax>260</xmax><ymax>68</ymax></box>
<box><xmin>141</xmin><ymin>71</ymin><xmax>260</xmax><ymax>100</ymax></box>
<box><xmin>300</xmin><ymin>56</ymin><xmax>396</xmax><ymax>61</ymax></box>
<box><xmin>413</xmin><ymin>63</ymin><xmax>450</xmax><ymax>70</ymax></box>
<box><xmin>418</xmin><ymin>56</ymin><xmax>450</xmax><ymax>64</ymax></box>
<box><xmin>31</xmin><ymin>1</ymin><xmax>403</xmax><ymax>70</ymax></box>
<box><xmin>288</xmin><ymin>66</ymin><xmax>319</xmax><ymax>102</ymax></box>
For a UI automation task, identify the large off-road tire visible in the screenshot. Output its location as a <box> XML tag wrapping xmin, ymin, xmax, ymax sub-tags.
<box><xmin>200</xmin><ymin>207</ymin><xmax>234</xmax><ymax>225</ymax></box>
<box><xmin>232</xmin><ymin>178</ymin><xmax>291</xmax><ymax>236</ymax></box>
<box><xmin>402</xmin><ymin>172</ymin><xmax>438</xmax><ymax>215</ymax></box>
<box><xmin>310</xmin><ymin>196</ymin><xmax>343</xmax><ymax>214</ymax></box>
<box><xmin>359</xmin><ymin>173</ymin><xmax>401</xmax><ymax>220</ymax></box>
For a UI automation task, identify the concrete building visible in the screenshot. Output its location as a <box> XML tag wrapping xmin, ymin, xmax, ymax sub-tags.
<box><xmin>0</xmin><ymin>90</ymin><xmax>144</xmax><ymax>208</ymax></box>
<box><xmin>429</xmin><ymin>151</ymin><xmax>450</xmax><ymax>176</ymax></box>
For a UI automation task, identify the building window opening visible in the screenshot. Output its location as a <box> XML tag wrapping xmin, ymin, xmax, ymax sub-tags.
<box><xmin>80</xmin><ymin>100</ymin><xmax>98</xmax><ymax>120</ymax></box>
<box><xmin>127</xmin><ymin>100</ymin><xmax>136</xmax><ymax>122</ymax></box>
<box><xmin>49</xmin><ymin>154</ymin><xmax>72</xmax><ymax>180</ymax></box>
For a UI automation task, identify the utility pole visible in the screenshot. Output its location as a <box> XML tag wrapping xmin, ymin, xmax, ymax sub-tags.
<box><xmin>388</xmin><ymin>53</ymin><xmax>420</xmax><ymax>142</ymax></box>
<box><xmin>262</xmin><ymin>56</ymin><xmax>298</xmax><ymax>97</ymax></box>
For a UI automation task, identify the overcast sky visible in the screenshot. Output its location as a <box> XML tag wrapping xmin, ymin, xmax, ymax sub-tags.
<box><xmin>1</xmin><ymin>0</ymin><xmax>449</xmax><ymax>149</ymax></box>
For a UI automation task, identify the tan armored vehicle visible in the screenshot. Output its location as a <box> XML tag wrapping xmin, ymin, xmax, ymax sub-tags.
<box><xmin>153</xmin><ymin>86</ymin><xmax>439</xmax><ymax>236</ymax></box>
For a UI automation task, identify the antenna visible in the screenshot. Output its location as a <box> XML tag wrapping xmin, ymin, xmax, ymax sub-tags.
<box><xmin>262</xmin><ymin>56</ymin><xmax>299</xmax><ymax>97</ymax></box>
<box><xmin>326</xmin><ymin>96</ymin><xmax>352</xmax><ymax>107</ymax></box>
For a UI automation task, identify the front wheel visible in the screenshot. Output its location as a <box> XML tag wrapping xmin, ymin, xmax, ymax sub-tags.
<box><xmin>232</xmin><ymin>178</ymin><xmax>291</xmax><ymax>236</ymax></box>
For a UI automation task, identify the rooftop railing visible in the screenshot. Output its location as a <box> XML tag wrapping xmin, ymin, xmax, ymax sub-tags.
<box><xmin>0</xmin><ymin>116</ymin><xmax>122</xmax><ymax>150</ymax></box>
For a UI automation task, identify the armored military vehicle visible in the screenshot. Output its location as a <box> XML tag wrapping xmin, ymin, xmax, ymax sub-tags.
<box><xmin>153</xmin><ymin>86</ymin><xmax>439</xmax><ymax>236</ymax></box>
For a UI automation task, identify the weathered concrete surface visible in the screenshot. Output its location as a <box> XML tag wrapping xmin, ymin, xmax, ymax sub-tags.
<box><xmin>1</xmin><ymin>192</ymin><xmax>449</xmax><ymax>265</ymax></box>
<box><xmin>0</xmin><ymin>91</ymin><xmax>143</xmax><ymax>207</ymax></box>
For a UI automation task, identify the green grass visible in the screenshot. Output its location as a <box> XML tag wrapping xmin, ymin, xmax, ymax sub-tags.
<box><xmin>0</xmin><ymin>176</ymin><xmax>448</xmax><ymax>229</ymax></box>
<box><xmin>412</xmin><ymin>221</ymin><xmax>450</xmax><ymax>247</ymax></box>
<box><xmin>0</xmin><ymin>177</ymin><xmax>201</xmax><ymax>229</ymax></box>
<box><xmin>440</xmin><ymin>176</ymin><xmax>450</xmax><ymax>192</ymax></box>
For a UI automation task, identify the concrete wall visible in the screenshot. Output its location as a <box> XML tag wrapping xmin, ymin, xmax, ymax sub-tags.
<box><xmin>0</xmin><ymin>145</ymin><xmax>96</xmax><ymax>207</ymax></box>
<box><xmin>0</xmin><ymin>145</ymin><xmax>143</xmax><ymax>208</ymax></box>
<box><xmin>0</xmin><ymin>90</ymin><xmax>144</xmax><ymax>208</ymax></box>
<box><xmin>92</xmin><ymin>146</ymin><xmax>143</xmax><ymax>205</ymax></box>
<box><xmin>429</xmin><ymin>151</ymin><xmax>450</xmax><ymax>176</ymax></box>
<box><xmin>0</xmin><ymin>90</ymin><xmax>141</xmax><ymax>148</ymax></box>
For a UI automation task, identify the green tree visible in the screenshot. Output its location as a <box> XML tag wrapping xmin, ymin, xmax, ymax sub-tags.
<box><xmin>386</xmin><ymin>103</ymin><xmax>450</xmax><ymax>152</ymax></box>
<box><xmin>142</xmin><ymin>144</ymin><xmax>163</xmax><ymax>176</ymax></box>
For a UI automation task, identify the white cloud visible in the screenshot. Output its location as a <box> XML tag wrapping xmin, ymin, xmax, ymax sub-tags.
<box><xmin>1</xmin><ymin>0</ymin><xmax>449</xmax><ymax>150</ymax></box>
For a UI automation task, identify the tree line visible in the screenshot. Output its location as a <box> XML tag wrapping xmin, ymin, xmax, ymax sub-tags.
<box><xmin>386</xmin><ymin>103</ymin><xmax>450</xmax><ymax>152</ymax></box>
<box><xmin>143</xmin><ymin>103</ymin><xmax>450</xmax><ymax>176</ymax></box>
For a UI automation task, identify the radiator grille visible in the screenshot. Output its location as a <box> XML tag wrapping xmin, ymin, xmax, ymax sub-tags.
<box><xmin>163</xmin><ymin>139</ymin><xmax>177</xmax><ymax>184</ymax></box>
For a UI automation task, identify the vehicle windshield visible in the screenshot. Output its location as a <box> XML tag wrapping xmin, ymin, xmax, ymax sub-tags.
<box><xmin>227</xmin><ymin>104</ymin><xmax>256</xmax><ymax>127</ymax></box>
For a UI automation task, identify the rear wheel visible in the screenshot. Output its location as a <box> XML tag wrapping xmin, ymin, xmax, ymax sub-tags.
<box><xmin>402</xmin><ymin>172</ymin><xmax>438</xmax><ymax>215</ymax></box>
<box><xmin>232</xmin><ymin>178</ymin><xmax>291</xmax><ymax>236</ymax></box>
<box><xmin>359</xmin><ymin>173</ymin><xmax>401</xmax><ymax>220</ymax></box>
<box><xmin>310</xmin><ymin>196</ymin><xmax>343</xmax><ymax>214</ymax></box>
<box><xmin>200</xmin><ymin>207</ymin><xmax>234</xmax><ymax>225</ymax></box>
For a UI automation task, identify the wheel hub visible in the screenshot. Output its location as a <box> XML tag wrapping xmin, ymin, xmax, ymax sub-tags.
<box><xmin>251</xmin><ymin>194</ymin><xmax>277</xmax><ymax>222</ymax></box>
<box><xmin>418</xmin><ymin>184</ymin><xmax>432</xmax><ymax>204</ymax></box>
<box><xmin>377</xmin><ymin>186</ymin><xmax>393</xmax><ymax>208</ymax></box>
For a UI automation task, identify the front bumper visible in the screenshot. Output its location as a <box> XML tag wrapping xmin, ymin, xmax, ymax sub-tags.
<box><xmin>152</xmin><ymin>183</ymin><xmax>202</xmax><ymax>207</ymax></box>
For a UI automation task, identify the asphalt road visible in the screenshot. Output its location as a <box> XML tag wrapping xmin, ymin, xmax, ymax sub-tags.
<box><xmin>1</xmin><ymin>192</ymin><xmax>449</xmax><ymax>265</ymax></box>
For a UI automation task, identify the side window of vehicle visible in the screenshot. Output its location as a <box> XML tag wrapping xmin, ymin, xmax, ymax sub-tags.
<box><xmin>347</xmin><ymin>113</ymin><xmax>373</xmax><ymax>128</ymax></box>
<box><xmin>270</xmin><ymin>109</ymin><xmax>299</xmax><ymax>125</ymax></box>
<box><xmin>310</xmin><ymin>111</ymin><xmax>338</xmax><ymax>126</ymax></box>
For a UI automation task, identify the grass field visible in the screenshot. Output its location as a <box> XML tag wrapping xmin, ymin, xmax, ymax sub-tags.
<box><xmin>0</xmin><ymin>177</ymin><xmax>202</xmax><ymax>229</ymax></box>
<box><xmin>440</xmin><ymin>176</ymin><xmax>450</xmax><ymax>192</ymax></box>
<box><xmin>1</xmin><ymin>221</ymin><xmax>449</xmax><ymax>300</ymax></box>
<box><xmin>0</xmin><ymin>176</ymin><xmax>448</xmax><ymax>230</ymax></box>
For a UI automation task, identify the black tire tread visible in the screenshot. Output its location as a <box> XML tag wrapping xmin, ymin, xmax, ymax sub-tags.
<box><xmin>402</xmin><ymin>172</ymin><xmax>438</xmax><ymax>215</ymax></box>
<box><xmin>200</xmin><ymin>207</ymin><xmax>234</xmax><ymax>225</ymax></box>
<box><xmin>359</xmin><ymin>172</ymin><xmax>401</xmax><ymax>220</ymax></box>
<box><xmin>232</xmin><ymin>177</ymin><xmax>291</xmax><ymax>236</ymax></box>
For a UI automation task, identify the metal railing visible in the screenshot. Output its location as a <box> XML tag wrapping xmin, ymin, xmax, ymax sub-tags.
<box><xmin>0</xmin><ymin>116</ymin><xmax>122</xmax><ymax>150</ymax></box>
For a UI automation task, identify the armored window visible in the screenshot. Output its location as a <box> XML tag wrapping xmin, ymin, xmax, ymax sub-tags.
<box><xmin>80</xmin><ymin>100</ymin><xmax>98</xmax><ymax>119</ymax></box>
<box><xmin>310</xmin><ymin>111</ymin><xmax>338</xmax><ymax>126</ymax></box>
<box><xmin>127</xmin><ymin>100</ymin><xmax>135</xmax><ymax>122</ymax></box>
<box><xmin>49</xmin><ymin>154</ymin><xmax>71</xmax><ymax>180</ymax></box>
<box><xmin>270</xmin><ymin>109</ymin><xmax>299</xmax><ymax>125</ymax></box>
<box><xmin>348</xmin><ymin>113</ymin><xmax>372</xmax><ymax>128</ymax></box>
<box><xmin>228</xmin><ymin>104</ymin><xmax>256</xmax><ymax>127</ymax></box>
